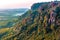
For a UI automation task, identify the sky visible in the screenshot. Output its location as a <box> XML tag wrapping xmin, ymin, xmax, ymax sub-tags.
<box><xmin>0</xmin><ymin>0</ymin><xmax>56</xmax><ymax>9</ymax></box>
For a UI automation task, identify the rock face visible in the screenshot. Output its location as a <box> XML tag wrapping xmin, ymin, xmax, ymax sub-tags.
<box><xmin>2</xmin><ymin>1</ymin><xmax>60</xmax><ymax>40</ymax></box>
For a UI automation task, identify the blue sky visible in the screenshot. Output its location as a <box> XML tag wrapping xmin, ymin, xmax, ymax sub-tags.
<box><xmin>0</xmin><ymin>0</ymin><xmax>56</xmax><ymax>9</ymax></box>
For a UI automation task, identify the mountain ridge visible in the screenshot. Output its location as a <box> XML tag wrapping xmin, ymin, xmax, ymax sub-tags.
<box><xmin>1</xmin><ymin>1</ymin><xmax>60</xmax><ymax>40</ymax></box>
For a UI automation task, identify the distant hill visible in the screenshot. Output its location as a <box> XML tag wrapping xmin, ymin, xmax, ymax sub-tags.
<box><xmin>1</xmin><ymin>1</ymin><xmax>60</xmax><ymax>40</ymax></box>
<box><xmin>0</xmin><ymin>8</ymin><xmax>28</xmax><ymax>16</ymax></box>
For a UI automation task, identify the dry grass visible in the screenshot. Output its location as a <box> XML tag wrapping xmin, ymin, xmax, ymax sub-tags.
<box><xmin>0</xmin><ymin>28</ymin><xmax>9</xmax><ymax>34</ymax></box>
